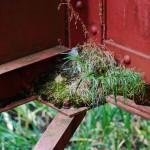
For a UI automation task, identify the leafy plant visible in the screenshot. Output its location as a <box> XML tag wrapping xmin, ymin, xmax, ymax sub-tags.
<box><xmin>65</xmin><ymin>104</ymin><xmax>150</xmax><ymax>150</ymax></box>
<box><xmin>98</xmin><ymin>66</ymin><xmax>145</xmax><ymax>102</ymax></box>
<box><xmin>63</xmin><ymin>39</ymin><xmax>145</xmax><ymax>107</ymax></box>
<box><xmin>0</xmin><ymin>102</ymin><xmax>149</xmax><ymax>150</ymax></box>
<box><xmin>0</xmin><ymin>101</ymin><xmax>56</xmax><ymax>150</ymax></box>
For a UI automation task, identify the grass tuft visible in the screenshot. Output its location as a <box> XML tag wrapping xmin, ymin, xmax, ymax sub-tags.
<box><xmin>63</xmin><ymin>39</ymin><xmax>146</xmax><ymax>106</ymax></box>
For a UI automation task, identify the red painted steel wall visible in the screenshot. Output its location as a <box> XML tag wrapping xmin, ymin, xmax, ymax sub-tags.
<box><xmin>0</xmin><ymin>0</ymin><xmax>67</xmax><ymax>101</ymax></box>
<box><xmin>104</xmin><ymin>0</ymin><xmax>150</xmax><ymax>83</ymax></box>
<box><xmin>0</xmin><ymin>0</ymin><xmax>67</xmax><ymax>64</ymax></box>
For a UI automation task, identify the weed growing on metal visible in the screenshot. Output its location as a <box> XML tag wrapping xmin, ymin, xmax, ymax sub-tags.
<box><xmin>66</xmin><ymin>104</ymin><xmax>150</xmax><ymax>150</ymax></box>
<box><xmin>33</xmin><ymin>1</ymin><xmax>147</xmax><ymax>108</ymax></box>
<box><xmin>33</xmin><ymin>39</ymin><xmax>146</xmax><ymax>108</ymax></box>
<box><xmin>64</xmin><ymin>39</ymin><xmax>146</xmax><ymax>106</ymax></box>
<box><xmin>32</xmin><ymin>66</ymin><xmax>85</xmax><ymax>108</ymax></box>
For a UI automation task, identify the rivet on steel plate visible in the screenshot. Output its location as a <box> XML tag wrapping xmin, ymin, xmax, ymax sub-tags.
<box><xmin>91</xmin><ymin>25</ymin><xmax>97</xmax><ymax>35</ymax></box>
<box><xmin>76</xmin><ymin>1</ymin><xmax>83</xmax><ymax>9</ymax></box>
<box><xmin>123</xmin><ymin>55</ymin><xmax>131</xmax><ymax>64</ymax></box>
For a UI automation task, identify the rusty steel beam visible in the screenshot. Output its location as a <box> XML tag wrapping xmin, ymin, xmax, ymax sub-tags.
<box><xmin>34</xmin><ymin>112</ymin><xmax>86</xmax><ymax>150</ymax></box>
<box><xmin>106</xmin><ymin>96</ymin><xmax>150</xmax><ymax>120</ymax></box>
<box><xmin>0</xmin><ymin>96</ymin><xmax>38</xmax><ymax>113</ymax></box>
<box><xmin>0</xmin><ymin>45</ymin><xmax>69</xmax><ymax>75</ymax></box>
<box><xmin>39</xmin><ymin>96</ymin><xmax>150</xmax><ymax>120</ymax></box>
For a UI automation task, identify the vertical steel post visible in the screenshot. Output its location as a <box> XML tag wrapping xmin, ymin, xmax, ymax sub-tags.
<box><xmin>34</xmin><ymin>112</ymin><xmax>86</xmax><ymax>150</ymax></box>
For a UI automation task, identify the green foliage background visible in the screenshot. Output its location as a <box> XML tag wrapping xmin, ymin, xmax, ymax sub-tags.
<box><xmin>0</xmin><ymin>102</ymin><xmax>149</xmax><ymax>150</ymax></box>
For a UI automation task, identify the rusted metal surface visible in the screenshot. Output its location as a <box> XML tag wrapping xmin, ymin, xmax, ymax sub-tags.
<box><xmin>0</xmin><ymin>0</ymin><xmax>67</xmax><ymax>64</ymax></box>
<box><xmin>106</xmin><ymin>96</ymin><xmax>150</xmax><ymax>120</ymax></box>
<box><xmin>38</xmin><ymin>98</ymin><xmax>88</xmax><ymax>118</ymax></box>
<box><xmin>0</xmin><ymin>96</ymin><xmax>38</xmax><ymax>113</ymax></box>
<box><xmin>0</xmin><ymin>96</ymin><xmax>86</xmax><ymax>149</ymax></box>
<box><xmin>104</xmin><ymin>0</ymin><xmax>150</xmax><ymax>83</ymax></box>
<box><xmin>35</xmin><ymin>95</ymin><xmax>150</xmax><ymax>150</ymax></box>
<box><xmin>2</xmin><ymin>94</ymin><xmax>149</xmax><ymax>121</ymax></box>
<box><xmin>0</xmin><ymin>94</ymin><xmax>149</xmax><ymax>149</ymax></box>
<box><xmin>34</xmin><ymin>112</ymin><xmax>86</xmax><ymax>150</ymax></box>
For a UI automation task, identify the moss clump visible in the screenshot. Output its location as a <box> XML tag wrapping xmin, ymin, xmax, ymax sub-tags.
<box><xmin>32</xmin><ymin>67</ymin><xmax>85</xmax><ymax>108</ymax></box>
<box><xmin>39</xmin><ymin>79</ymin><xmax>68</xmax><ymax>108</ymax></box>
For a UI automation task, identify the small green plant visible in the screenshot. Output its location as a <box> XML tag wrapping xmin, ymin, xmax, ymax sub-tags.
<box><xmin>39</xmin><ymin>78</ymin><xmax>69</xmax><ymax>108</ymax></box>
<box><xmin>65</xmin><ymin>104</ymin><xmax>150</xmax><ymax>150</ymax></box>
<box><xmin>63</xmin><ymin>39</ymin><xmax>146</xmax><ymax>106</ymax></box>
<box><xmin>0</xmin><ymin>101</ymin><xmax>56</xmax><ymax>150</ymax></box>
<box><xmin>33</xmin><ymin>67</ymin><xmax>85</xmax><ymax>108</ymax></box>
<box><xmin>33</xmin><ymin>39</ymin><xmax>146</xmax><ymax>108</ymax></box>
<box><xmin>98</xmin><ymin>66</ymin><xmax>145</xmax><ymax>102</ymax></box>
<box><xmin>0</xmin><ymin>102</ymin><xmax>149</xmax><ymax>150</ymax></box>
<box><xmin>57</xmin><ymin>0</ymin><xmax>147</xmax><ymax>107</ymax></box>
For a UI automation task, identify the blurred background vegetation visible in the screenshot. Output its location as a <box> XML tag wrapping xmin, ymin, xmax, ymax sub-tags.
<box><xmin>0</xmin><ymin>101</ymin><xmax>149</xmax><ymax>150</ymax></box>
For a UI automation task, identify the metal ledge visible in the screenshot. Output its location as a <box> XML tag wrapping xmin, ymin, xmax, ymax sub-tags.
<box><xmin>0</xmin><ymin>96</ymin><xmax>38</xmax><ymax>113</ymax></box>
<box><xmin>1</xmin><ymin>95</ymin><xmax>150</xmax><ymax>120</ymax></box>
<box><xmin>38</xmin><ymin>98</ymin><xmax>88</xmax><ymax>118</ymax></box>
<box><xmin>0</xmin><ymin>45</ymin><xmax>69</xmax><ymax>75</ymax></box>
<box><xmin>106</xmin><ymin>95</ymin><xmax>150</xmax><ymax>120</ymax></box>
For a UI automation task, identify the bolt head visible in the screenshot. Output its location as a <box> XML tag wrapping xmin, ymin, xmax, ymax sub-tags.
<box><xmin>76</xmin><ymin>1</ymin><xmax>83</xmax><ymax>9</ymax></box>
<box><xmin>124</xmin><ymin>55</ymin><xmax>131</xmax><ymax>64</ymax></box>
<box><xmin>91</xmin><ymin>25</ymin><xmax>97</xmax><ymax>35</ymax></box>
